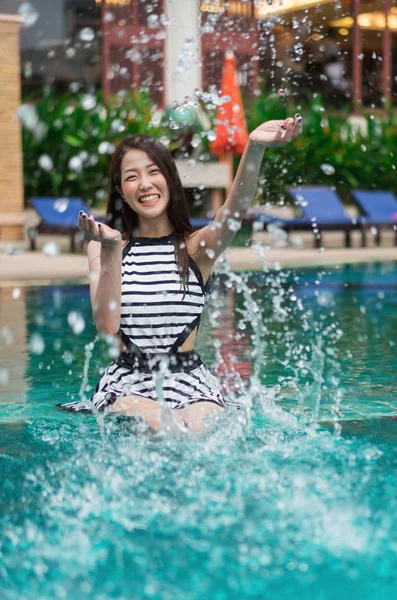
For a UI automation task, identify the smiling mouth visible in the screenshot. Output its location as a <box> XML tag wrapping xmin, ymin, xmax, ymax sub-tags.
<box><xmin>139</xmin><ymin>194</ymin><xmax>160</xmax><ymax>205</ymax></box>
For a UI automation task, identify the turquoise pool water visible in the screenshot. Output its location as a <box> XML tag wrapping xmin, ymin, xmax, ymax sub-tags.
<box><xmin>1</xmin><ymin>262</ymin><xmax>397</xmax><ymax>599</ymax></box>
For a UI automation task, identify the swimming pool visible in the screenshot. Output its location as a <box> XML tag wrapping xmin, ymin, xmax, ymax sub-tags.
<box><xmin>1</xmin><ymin>262</ymin><xmax>397</xmax><ymax>599</ymax></box>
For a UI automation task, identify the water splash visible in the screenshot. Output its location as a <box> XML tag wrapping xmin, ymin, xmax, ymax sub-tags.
<box><xmin>18</xmin><ymin>2</ymin><xmax>39</xmax><ymax>28</ymax></box>
<box><xmin>78</xmin><ymin>337</ymin><xmax>98</xmax><ymax>403</ymax></box>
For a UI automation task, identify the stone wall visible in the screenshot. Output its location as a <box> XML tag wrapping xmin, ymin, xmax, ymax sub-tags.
<box><xmin>0</xmin><ymin>14</ymin><xmax>24</xmax><ymax>242</ymax></box>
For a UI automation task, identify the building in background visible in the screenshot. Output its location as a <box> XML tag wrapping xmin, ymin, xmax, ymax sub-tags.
<box><xmin>1</xmin><ymin>0</ymin><xmax>101</xmax><ymax>96</ymax></box>
<box><xmin>2</xmin><ymin>0</ymin><xmax>397</xmax><ymax>108</ymax></box>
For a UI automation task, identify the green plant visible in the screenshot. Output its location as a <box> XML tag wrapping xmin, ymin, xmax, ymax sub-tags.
<box><xmin>245</xmin><ymin>92</ymin><xmax>397</xmax><ymax>207</ymax></box>
<box><xmin>21</xmin><ymin>89</ymin><xmax>163</xmax><ymax>206</ymax></box>
<box><xmin>21</xmin><ymin>89</ymin><xmax>397</xmax><ymax>212</ymax></box>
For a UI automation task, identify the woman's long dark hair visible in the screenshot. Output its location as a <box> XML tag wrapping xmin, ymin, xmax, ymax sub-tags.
<box><xmin>105</xmin><ymin>135</ymin><xmax>194</xmax><ymax>289</ymax></box>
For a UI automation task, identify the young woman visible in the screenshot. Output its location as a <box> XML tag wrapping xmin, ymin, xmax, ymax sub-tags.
<box><xmin>58</xmin><ymin>116</ymin><xmax>302</xmax><ymax>432</ymax></box>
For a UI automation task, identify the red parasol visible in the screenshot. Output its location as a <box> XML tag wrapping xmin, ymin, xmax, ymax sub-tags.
<box><xmin>210</xmin><ymin>50</ymin><xmax>249</xmax><ymax>157</ymax></box>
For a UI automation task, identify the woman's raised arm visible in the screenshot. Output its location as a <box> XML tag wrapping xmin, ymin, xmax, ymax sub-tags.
<box><xmin>192</xmin><ymin>115</ymin><xmax>302</xmax><ymax>259</ymax></box>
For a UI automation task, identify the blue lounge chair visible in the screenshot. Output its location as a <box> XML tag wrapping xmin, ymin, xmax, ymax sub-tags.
<box><xmin>249</xmin><ymin>186</ymin><xmax>359</xmax><ymax>248</ymax></box>
<box><xmin>352</xmin><ymin>190</ymin><xmax>397</xmax><ymax>246</ymax></box>
<box><xmin>286</xmin><ymin>187</ymin><xmax>359</xmax><ymax>248</ymax></box>
<box><xmin>29</xmin><ymin>197</ymin><xmax>96</xmax><ymax>252</ymax></box>
<box><xmin>190</xmin><ymin>217</ymin><xmax>212</xmax><ymax>230</ymax></box>
<box><xmin>191</xmin><ymin>214</ymin><xmax>277</xmax><ymax>233</ymax></box>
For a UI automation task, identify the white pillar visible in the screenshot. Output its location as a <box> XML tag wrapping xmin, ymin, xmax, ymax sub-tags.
<box><xmin>164</xmin><ymin>0</ymin><xmax>202</xmax><ymax>106</ymax></box>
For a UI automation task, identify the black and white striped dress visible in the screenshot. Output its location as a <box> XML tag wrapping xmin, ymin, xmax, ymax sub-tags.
<box><xmin>59</xmin><ymin>233</ymin><xmax>225</xmax><ymax>413</ymax></box>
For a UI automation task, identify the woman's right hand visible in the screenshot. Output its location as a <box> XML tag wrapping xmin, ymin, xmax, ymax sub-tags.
<box><xmin>79</xmin><ymin>211</ymin><xmax>122</xmax><ymax>247</ymax></box>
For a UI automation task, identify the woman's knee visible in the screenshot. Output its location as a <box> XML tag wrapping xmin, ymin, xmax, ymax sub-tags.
<box><xmin>179</xmin><ymin>402</ymin><xmax>224</xmax><ymax>433</ymax></box>
<box><xmin>109</xmin><ymin>395</ymin><xmax>162</xmax><ymax>431</ymax></box>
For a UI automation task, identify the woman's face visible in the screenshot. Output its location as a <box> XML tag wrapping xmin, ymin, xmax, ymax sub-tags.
<box><xmin>119</xmin><ymin>148</ymin><xmax>170</xmax><ymax>220</ymax></box>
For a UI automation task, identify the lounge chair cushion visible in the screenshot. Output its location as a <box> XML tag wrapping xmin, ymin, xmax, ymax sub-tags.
<box><xmin>30</xmin><ymin>197</ymin><xmax>91</xmax><ymax>228</ymax></box>
<box><xmin>352</xmin><ymin>190</ymin><xmax>397</xmax><ymax>223</ymax></box>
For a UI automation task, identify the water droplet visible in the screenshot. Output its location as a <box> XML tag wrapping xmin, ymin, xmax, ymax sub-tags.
<box><xmin>38</xmin><ymin>154</ymin><xmax>53</xmax><ymax>171</ymax></box>
<box><xmin>317</xmin><ymin>291</ymin><xmax>334</xmax><ymax>307</ymax></box>
<box><xmin>18</xmin><ymin>104</ymin><xmax>48</xmax><ymax>142</ymax></box>
<box><xmin>18</xmin><ymin>104</ymin><xmax>38</xmax><ymax>131</ymax></box>
<box><xmin>98</xmin><ymin>141</ymin><xmax>115</xmax><ymax>155</ymax></box>
<box><xmin>69</xmin><ymin>156</ymin><xmax>83</xmax><ymax>172</ymax></box>
<box><xmin>18</xmin><ymin>2</ymin><xmax>39</xmax><ymax>28</ymax></box>
<box><xmin>108</xmin><ymin>300</ymin><xmax>117</xmax><ymax>311</ymax></box>
<box><xmin>201</xmin><ymin>23</ymin><xmax>214</xmax><ymax>34</ymax></box>
<box><xmin>227</xmin><ymin>218</ymin><xmax>241</xmax><ymax>232</ymax></box>
<box><xmin>154</xmin><ymin>30</ymin><xmax>167</xmax><ymax>41</ymax></box>
<box><xmin>191</xmin><ymin>134</ymin><xmax>201</xmax><ymax>148</ymax></box>
<box><xmin>0</xmin><ymin>327</ymin><xmax>13</xmax><ymax>346</ymax></box>
<box><xmin>104</xmin><ymin>12</ymin><xmax>115</xmax><ymax>22</ymax></box>
<box><xmin>79</xmin><ymin>27</ymin><xmax>95</xmax><ymax>42</ymax></box>
<box><xmin>81</xmin><ymin>94</ymin><xmax>96</xmax><ymax>111</ymax></box>
<box><xmin>0</xmin><ymin>368</ymin><xmax>9</xmax><ymax>388</ymax></box>
<box><xmin>95</xmin><ymin>188</ymin><xmax>106</xmax><ymax>201</ymax></box>
<box><xmin>160</xmin><ymin>13</ymin><xmax>170</xmax><ymax>26</ymax></box>
<box><xmin>66</xmin><ymin>47</ymin><xmax>76</xmax><ymax>58</ymax></box>
<box><xmin>42</xmin><ymin>241</ymin><xmax>60</xmax><ymax>257</ymax></box>
<box><xmin>69</xmin><ymin>81</ymin><xmax>80</xmax><ymax>93</ymax></box>
<box><xmin>159</xmin><ymin>136</ymin><xmax>170</xmax><ymax>147</ymax></box>
<box><xmin>295</xmin><ymin>194</ymin><xmax>308</xmax><ymax>207</ymax></box>
<box><xmin>320</xmin><ymin>163</ymin><xmax>335</xmax><ymax>176</ymax></box>
<box><xmin>67</xmin><ymin>311</ymin><xmax>85</xmax><ymax>335</ymax></box>
<box><xmin>110</xmin><ymin>119</ymin><xmax>125</xmax><ymax>133</ymax></box>
<box><xmin>29</xmin><ymin>333</ymin><xmax>45</xmax><ymax>355</ymax></box>
<box><xmin>125</xmin><ymin>48</ymin><xmax>141</xmax><ymax>63</ymax></box>
<box><xmin>207</xmin><ymin>131</ymin><xmax>216</xmax><ymax>142</ymax></box>
<box><xmin>62</xmin><ymin>351</ymin><xmax>74</xmax><ymax>365</ymax></box>
<box><xmin>147</xmin><ymin>14</ymin><xmax>159</xmax><ymax>28</ymax></box>
<box><xmin>53</xmin><ymin>199</ymin><xmax>69</xmax><ymax>213</ymax></box>
<box><xmin>205</xmin><ymin>248</ymin><xmax>215</xmax><ymax>259</ymax></box>
<box><xmin>252</xmin><ymin>220</ymin><xmax>264</xmax><ymax>233</ymax></box>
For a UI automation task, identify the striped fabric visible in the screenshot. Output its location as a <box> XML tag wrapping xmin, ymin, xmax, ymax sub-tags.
<box><xmin>120</xmin><ymin>234</ymin><xmax>205</xmax><ymax>353</ymax></box>
<box><xmin>89</xmin><ymin>233</ymin><xmax>225</xmax><ymax>410</ymax></box>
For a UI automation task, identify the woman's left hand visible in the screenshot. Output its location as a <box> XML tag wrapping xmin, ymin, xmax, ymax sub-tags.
<box><xmin>249</xmin><ymin>115</ymin><xmax>302</xmax><ymax>148</ymax></box>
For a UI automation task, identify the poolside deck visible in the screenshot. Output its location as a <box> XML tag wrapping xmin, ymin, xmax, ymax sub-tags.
<box><xmin>1</xmin><ymin>228</ymin><xmax>397</xmax><ymax>284</ymax></box>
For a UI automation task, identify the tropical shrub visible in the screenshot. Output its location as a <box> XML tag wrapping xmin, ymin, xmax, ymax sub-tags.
<box><xmin>246</xmin><ymin>93</ymin><xmax>397</xmax><ymax>206</ymax></box>
<box><xmin>20</xmin><ymin>89</ymin><xmax>164</xmax><ymax>206</ymax></box>
<box><xmin>20</xmin><ymin>89</ymin><xmax>215</xmax><ymax>206</ymax></box>
<box><xmin>20</xmin><ymin>89</ymin><xmax>397</xmax><ymax>209</ymax></box>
